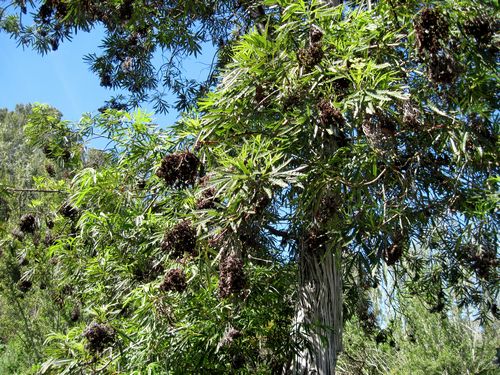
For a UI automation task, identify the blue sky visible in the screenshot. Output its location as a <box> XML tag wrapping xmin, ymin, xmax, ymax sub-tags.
<box><xmin>0</xmin><ymin>25</ymin><xmax>216</xmax><ymax>126</ymax></box>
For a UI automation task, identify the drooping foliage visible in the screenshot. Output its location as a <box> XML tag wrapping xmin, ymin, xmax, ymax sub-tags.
<box><xmin>0</xmin><ymin>0</ymin><xmax>271</xmax><ymax>111</ymax></box>
<box><xmin>0</xmin><ymin>0</ymin><xmax>498</xmax><ymax>373</ymax></box>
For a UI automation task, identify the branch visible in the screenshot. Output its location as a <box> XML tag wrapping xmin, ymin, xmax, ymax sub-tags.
<box><xmin>5</xmin><ymin>188</ymin><xmax>67</xmax><ymax>194</ymax></box>
<box><xmin>265</xmin><ymin>225</ymin><xmax>291</xmax><ymax>239</ymax></box>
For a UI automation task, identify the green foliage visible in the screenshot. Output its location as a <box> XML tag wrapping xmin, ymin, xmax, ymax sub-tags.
<box><xmin>338</xmin><ymin>298</ymin><xmax>500</xmax><ymax>375</ymax></box>
<box><xmin>0</xmin><ymin>0</ymin><xmax>270</xmax><ymax>111</ymax></box>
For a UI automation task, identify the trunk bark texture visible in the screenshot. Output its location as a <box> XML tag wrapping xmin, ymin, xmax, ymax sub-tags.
<box><xmin>292</xmin><ymin>248</ymin><xmax>343</xmax><ymax>374</ymax></box>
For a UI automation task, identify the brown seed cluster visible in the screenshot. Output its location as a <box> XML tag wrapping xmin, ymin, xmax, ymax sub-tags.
<box><xmin>402</xmin><ymin>101</ymin><xmax>420</xmax><ymax>128</ymax></box>
<box><xmin>45</xmin><ymin>163</ymin><xmax>56</xmax><ymax>177</ymax></box>
<box><xmin>196</xmin><ymin>187</ymin><xmax>217</xmax><ymax>209</ymax></box>
<box><xmin>464</xmin><ymin>15</ymin><xmax>497</xmax><ymax>44</ymax></box>
<box><xmin>384</xmin><ymin>243</ymin><xmax>403</xmax><ymax>266</ymax></box>
<box><xmin>156</xmin><ymin>151</ymin><xmax>201</xmax><ymax>188</ymax></box>
<box><xmin>333</xmin><ymin>77</ymin><xmax>351</xmax><ymax>100</ymax></box>
<box><xmin>219</xmin><ymin>253</ymin><xmax>245</xmax><ymax>298</ymax></box>
<box><xmin>70</xmin><ymin>304</ymin><xmax>81</xmax><ymax>322</ymax></box>
<box><xmin>458</xmin><ymin>245</ymin><xmax>498</xmax><ymax>280</ymax></box>
<box><xmin>161</xmin><ymin>221</ymin><xmax>197</xmax><ymax>257</ymax></box>
<box><xmin>414</xmin><ymin>8</ymin><xmax>460</xmax><ymax>84</ymax></box>
<box><xmin>19</xmin><ymin>214</ymin><xmax>37</xmax><ymax>234</ymax></box>
<box><xmin>304</xmin><ymin>228</ymin><xmax>328</xmax><ymax>255</ymax></box>
<box><xmin>38</xmin><ymin>0</ymin><xmax>68</xmax><ymax>24</ymax></box>
<box><xmin>427</xmin><ymin>52</ymin><xmax>458</xmax><ymax>84</ymax></box>
<box><xmin>414</xmin><ymin>8</ymin><xmax>449</xmax><ymax>54</ymax></box>
<box><xmin>160</xmin><ymin>268</ymin><xmax>187</xmax><ymax>293</ymax></box>
<box><xmin>297</xmin><ymin>26</ymin><xmax>324</xmax><ymax>71</ymax></box>
<box><xmin>18</xmin><ymin>279</ymin><xmax>32</xmax><ymax>293</ymax></box>
<box><xmin>318</xmin><ymin>100</ymin><xmax>345</xmax><ymax>128</ymax></box>
<box><xmin>362</xmin><ymin>111</ymin><xmax>397</xmax><ymax>149</ymax></box>
<box><xmin>59</xmin><ymin>203</ymin><xmax>79</xmax><ymax>221</ymax></box>
<box><xmin>83</xmin><ymin>322</ymin><xmax>116</xmax><ymax>352</ymax></box>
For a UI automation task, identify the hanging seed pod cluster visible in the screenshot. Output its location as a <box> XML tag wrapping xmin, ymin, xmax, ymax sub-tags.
<box><xmin>219</xmin><ymin>253</ymin><xmax>246</xmax><ymax>298</ymax></box>
<box><xmin>458</xmin><ymin>244</ymin><xmax>498</xmax><ymax>280</ymax></box>
<box><xmin>318</xmin><ymin>100</ymin><xmax>345</xmax><ymax>128</ymax></box>
<box><xmin>83</xmin><ymin>322</ymin><xmax>116</xmax><ymax>352</ymax></box>
<box><xmin>384</xmin><ymin>242</ymin><xmax>403</xmax><ymax>266</ymax></box>
<box><xmin>415</xmin><ymin>8</ymin><xmax>449</xmax><ymax>54</ymax></box>
<box><xmin>59</xmin><ymin>203</ymin><xmax>79</xmax><ymax>221</ymax></box>
<box><xmin>297</xmin><ymin>26</ymin><xmax>324</xmax><ymax>71</ymax></box>
<box><xmin>362</xmin><ymin>111</ymin><xmax>397</xmax><ymax>150</ymax></box>
<box><xmin>160</xmin><ymin>268</ymin><xmax>187</xmax><ymax>293</ymax></box>
<box><xmin>156</xmin><ymin>151</ymin><xmax>201</xmax><ymax>188</ymax></box>
<box><xmin>196</xmin><ymin>187</ymin><xmax>217</xmax><ymax>209</ymax></box>
<box><xmin>463</xmin><ymin>14</ymin><xmax>497</xmax><ymax>44</ymax></box>
<box><xmin>414</xmin><ymin>7</ymin><xmax>459</xmax><ymax>84</ymax></box>
<box><xmin>161</xmin><ymin>220</ymin><xmax>197</xmax><ymax>257</ymax></box>
<box><xmin>19</xmin><ymin>214</ymin><xmax>37</xmax><ymax>234</ymax></box>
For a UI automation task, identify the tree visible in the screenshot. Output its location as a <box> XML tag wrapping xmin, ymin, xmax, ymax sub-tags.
<box><xmin>0</xmin><ymin>0</ymin><xmax>270</xmax><ymax>112</ymax></box>
<box><xmin>0</xmin><ymin>0</ymin><xmax>498</xmax><ymax>374</ymax></box>
<box><xmin>337</xmin><ymin>296</ymin><xmax>499</xmax><ymax>375</ymax></box>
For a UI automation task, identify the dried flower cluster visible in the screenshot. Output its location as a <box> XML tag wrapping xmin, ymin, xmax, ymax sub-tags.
<box><xmin>45</xmin><ymin>163</ymin><xmax>56</xmax><ymax>177</ymax></box>
<box><xmin>161</xmin><ymin>220</ymin><xmax>197</xmax><ymax>257</ymax></box>
<box><xmin>219</xmin><ymin>253</ymin><xmax>245</xmax><ymax>298</ymax></box>
<box><xmin>70</xmin><ymin>304</ymin><xmax>81</xmax><ymax>322</ymax></box>
<box><xmin>160</xmin><ymin>268</ymin><xmax>187</xmax><ymax>293</ymax></box>
<box><xmin>463</xmin><ymin>14</ymin><xmax>497</xmax><ymax>44</ymax></box>
<box><xmin>297</xmin><ymin>26</ymin><xmax>324</xmax><ymax>70</ymax></box>
<box><xmin>156</xmin><ymin>151</ymin><xmax>201</xmax><ymax>188</ymax></box>
<box><xmin>415</xmin><ymin>8</ymin><xmax>449</xmax><ymax>54</ymax></box>
<box><xmin>362</xmin><ymin>112</ymin><xmax>397</xmax><ymax>149</ymax></box>
<box><xmin>458</xmin><ymin>245</ymin><xmax>498</xmax><ymax>280</ymax></box>
<box><xmin>59</xmin><ymin>203</ymin><xmax>79</xmax><ymax>221</ymax></box>
<box><xmin>414</xmin><ymin>7</ymin><xmax>459</xmax><ymax>84</ymax></box>
<box><xmin>384</xmin><ymin>242</ymin><xmax>403</xmax><ymax>266</ymax></box>
<box><xmin>318</xmin><ymin>99</ymin><xmax>345</xmax><ymax>128</ymax></box>
<box><xmin>19</xmin><ymin>214</ymin><xmax>37</xmax><ymax>233</ymax></box>
<box><xmin>17</xmin><ymin>279</ymin><xmax>32</xmax><ymax>293</ymax></box>
<box><xmin>83</xmin><ymin>322</ymin><xmax>116</xmax><ymax>352</ymax></box>
<box><xmin>196</xmin><ymin>187</ymin><xmax>217</xmax><ymax>209</ymax></box>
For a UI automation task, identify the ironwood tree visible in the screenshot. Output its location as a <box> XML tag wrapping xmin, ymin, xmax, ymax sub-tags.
<box><xmin>0</xmin><ymin>0</ymin><xmax>498</xmax><ymax>374</ymax></box>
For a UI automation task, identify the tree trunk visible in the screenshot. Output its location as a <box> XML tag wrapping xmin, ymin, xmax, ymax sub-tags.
<box><xmin>292</xmin><ymin>247</ymin><xmax>343</xmax><ymax>374</ymax></box>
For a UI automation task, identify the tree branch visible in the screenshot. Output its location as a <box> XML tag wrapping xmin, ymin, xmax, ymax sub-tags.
<box><xmin>5</xmin><ymin>188</ymin><xmax>67</xmax><ymax>193</ymax></box>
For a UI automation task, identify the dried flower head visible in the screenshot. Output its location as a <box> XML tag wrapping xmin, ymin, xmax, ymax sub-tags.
<box><xmin>83</xmin><ymin>322</ymin><xmax>116</xmax><ymax>352</ymax></box>
<box><xmin>414</xmin><ymin>8</ymin><xmax>449</xmax><ymax>54</ymax></box>
<box><xmin>161</xmin><ymin>220</ymin><xmax>197</xmax><ymax>257</ymax></box>
<box><xmin>19</xmin><ymin>214</ymin><xmax>37</xmax><ymax>233</ymax></box>
<box><xmin>59</xmin><ymin>203</ymin><xmax>80</xmax><ymax>221</ymax></box>
<box><xmin>156</xmin><ymin>151</ymin><xmax>201</xmax><ymax>188</ymax></box>
<box><xmin>318</xmin><ymin>99</ymin><xmax>345</xmax><ymax>128</ymax></box>
<box><xmin>160</xmin><ymin>268</ymin><xmax>187</xmax><ymax>292</ymax></box>
<box><xmin>219</xmin><ymin>253</ymin><xmax>245</xmax><ymax>298</ymax></box>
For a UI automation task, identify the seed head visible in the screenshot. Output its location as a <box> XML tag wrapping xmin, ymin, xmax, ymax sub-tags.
<box><xmin>156</xmin><ymin>151</ymin><xmax>201</xmax><ymax>188</ymax></box>
<box><xmin>218</xmin><ymin>253</ymin><xmax>245</xmax><ymax>298</ymax></box>
<box><xmin>161</xmin><ymin>220</ymin><xmax>197</xmax><ymax>257</ymax></box>
<box><xmin>160</xmin><ymin>268</ymin><xmax>187</xmax><ymax>293</ymax></box>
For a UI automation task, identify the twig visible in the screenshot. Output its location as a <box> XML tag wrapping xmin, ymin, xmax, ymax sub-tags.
<box><xmin>6</xmin><ymin>188</ymin><xmax>67</xmax><ymax>194</ymax></box>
